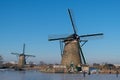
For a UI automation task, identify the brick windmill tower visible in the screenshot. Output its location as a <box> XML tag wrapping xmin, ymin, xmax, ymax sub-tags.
<box><xmin>48</xmin><ymin>9</ymin><xmax>103</xmax><ymax>67</ymax></box>
<box><xmin>11</xmin><ymin>44</ymin><xmax>35</xmax><ymax>68</ymax></box>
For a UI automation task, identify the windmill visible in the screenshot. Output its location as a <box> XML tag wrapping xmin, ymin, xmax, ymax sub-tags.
<box><xmin>11</xmin><ymin>44</ymin><xmax>35</xmax><ymax>68</ymax></box>
<box><xmin>48</xmin><ymin>9</ymin><xmax>103</xmax><ymax>67</ymax></box>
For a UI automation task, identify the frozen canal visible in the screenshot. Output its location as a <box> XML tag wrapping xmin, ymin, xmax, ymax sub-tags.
<box><xmin>0</xmin><ymin>69</ymin><xmax>119</xmax><ymax>80</ymax></box>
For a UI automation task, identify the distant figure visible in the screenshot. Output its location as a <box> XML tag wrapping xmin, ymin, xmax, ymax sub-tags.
<box><xmin>88</xmin><ymin>70</ymin><xmax>91</xmax><ymax>75</ymax></box>
<box><xmin>116</xmin><ymin>70</ymin><xmax>119</xmax><ymax>77</ymax></box>
<box><xmin>83</xmin><ymin>71</ymin><xmax>86</xmax><ymax>77</ymax></box>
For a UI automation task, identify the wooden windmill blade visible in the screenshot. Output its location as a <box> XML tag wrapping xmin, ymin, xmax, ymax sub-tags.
<box><xmin>22</xmin><ymin>43</ymin><xmax>25</xmax><ymax>54</ymax></box>
<box><xmin>79</xmin><ymin>33</ymin><xmax>104</xmax><ymax>38</ymax></box>
<box><xmin>79</xmin><ymin>33</ymin><xmax>104</xmax><ymax>40</ymax></box>
<box><xmin>25</xmin><ymin>54</ymin><xmax>35</xmax><ymax>57</ymax></box>
<box><xmin>59</xmin><ymin>40</ymin><xmax>64</xmax><ymax>57</ymax></box>
<box><xmin>48</xmin><ymin>9</ymin><xmax>78</xmax><ymax>42</ymax></box>
<box><xmin>48</xmin><ymin>37</ymin><xmax>67</xmax><ymax>41</ymax></box>
<box><xmin>68</xmin><ymin>8</ymin><xmax>77</xmax><ymax>34</ymax></box>
<box><xmin>80</xmin><ymin>47</ymin><xmax>87</xmax><ymax>64</ymax></box>
<box><xmin>48</xmin><ymin>34</ymin><xmax>71</xmax><ymax>41</ymax></box>
<box><xmin>22</xmin><ymin>44</ymin><xmax>35</xmax><ymax>57</ymax></box>
<box><xmin>11</xmin><ymin>52</ymin><xmax>20</xmax><ymax>56</ymax></box>
<box><xmin>78</xmin><ymin>43</ymin><xmax>87</xmax><ymax>64</ymax></box>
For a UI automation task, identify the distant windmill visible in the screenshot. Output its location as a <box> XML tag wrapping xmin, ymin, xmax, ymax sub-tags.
<box><xmin>11</xmin><ymin>44</ymin><xmax>35</xmax><ymax>68</ymax></box>
<box><xmin>48</xmin><ymin>9</ymin><xmax>103</xmax><ymax>67</ymax></box>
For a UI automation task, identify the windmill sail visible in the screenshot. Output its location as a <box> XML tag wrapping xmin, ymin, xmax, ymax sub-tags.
<box><xmin>78</xmin><ymin>43</ymin><xmax>86</xmax><ymax>64</ymax></box>
<box><xmin>59</xmin><ymin>40</ymin><xmax>64</xmax><ymax>57</ymax></box>
<box><xmin>11</xmin><ymin>53</ymin><xmax>20</xmax><ymax>56</ymax></box>
<box><xmin>23</xmin><ymin>43</ymin><xmax>25</xmax><ymax>54</ymax></box>
<box><xmin>48</xmin><ymin>34</ymin><xmax>71</xmax><ymax>41</ymax></box>
<box><xmin>68</xmin><ymin>9</ymin><xmax>77</xmax><ymax>34</ymax></box>
<box><xmin>79</xmin><ymin>33</ymin><xmax>103</xmax><ymax>38</ymax></box>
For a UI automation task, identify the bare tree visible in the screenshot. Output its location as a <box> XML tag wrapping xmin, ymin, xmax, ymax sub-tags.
<box><xmin>0</xmin><ymin>55</ymin><xmax>3</xmax><ymax>65</ymax></box>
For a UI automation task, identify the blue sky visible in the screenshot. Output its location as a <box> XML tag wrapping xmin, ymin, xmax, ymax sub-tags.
<box><xmin>0</xmin><ymin>0</ymin><xmax>120</xmax><ymax>64</ymax></box>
